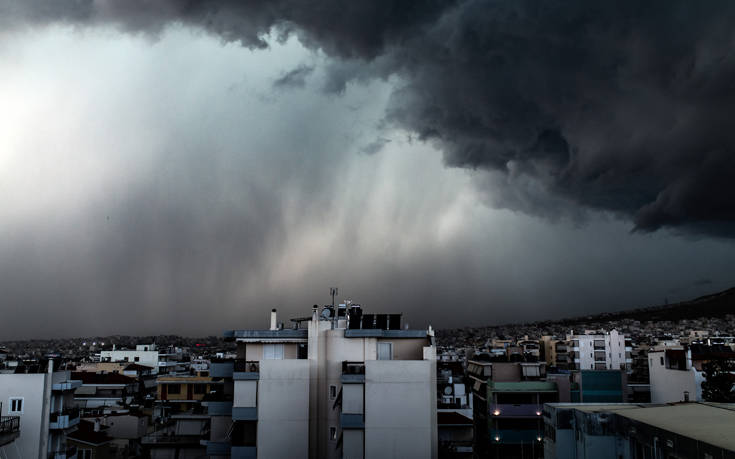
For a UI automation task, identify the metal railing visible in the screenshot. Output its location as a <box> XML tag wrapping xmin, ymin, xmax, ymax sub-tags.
<box><xmin>0</xmin><ymin>416</ymin><xmax>19</xmax><ymax>434</ymax></box>
<box><xmin>234</xmin><ymin>360</ymin><xmax>260</xmax><ymax>373</ymax></box>
<box><xmin>342</xmin><ymin>361</ymin><xmax>365</xmax><ymax>375</ymax></box>
<box><xmin>49</xmin><ymin>407</ymin><xmax>80</xmax><ymax>422</ymax></box>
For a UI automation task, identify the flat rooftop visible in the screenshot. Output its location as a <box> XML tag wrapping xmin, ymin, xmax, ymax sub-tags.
<box><xmin>550</xmin><ymin>402</ymin><xmax>735</xmax><ymax>451</ymax></box>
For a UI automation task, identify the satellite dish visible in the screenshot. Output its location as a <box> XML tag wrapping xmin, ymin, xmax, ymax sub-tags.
<box><xmin>321</xmin><ymin>308</ymin><xmax>333</xmax><ymax>319</ymax></box>
<box><xmin>444</xmin><ymin>386</ymin><xmax>453</xmax><ymax>395</ymax></box>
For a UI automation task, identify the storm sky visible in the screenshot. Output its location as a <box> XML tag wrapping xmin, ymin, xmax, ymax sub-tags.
<box><xmin>1</xmin><ymin>1</ymin><xmax>735</xmax><ymax>339</ymax></box>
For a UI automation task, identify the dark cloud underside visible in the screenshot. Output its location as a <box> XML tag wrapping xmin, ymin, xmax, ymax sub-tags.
<box><xmin>3</xmin><ymin>0</ymin><xmax>735</xmax><ymax>235</ymax></box>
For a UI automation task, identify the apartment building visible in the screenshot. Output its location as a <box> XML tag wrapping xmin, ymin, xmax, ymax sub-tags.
<box><xmin>98</xmin><ymin>344</ymin><xmax>188</xmax><ymax>375</ymax></box>
<box><xmin>99</xmin><ymin>344</ymin><xmax>159</xmax><ymax>372</ymax></box>
<box><xmin>72</xmin><ymin>372</ymin><xmax>138</xmax><ymax>414</ymax></box>
<box><xmin>555</xmin><ymin>330</ymin><xmax>631</xmax><ymax>372</ymax></box>
<box><xmin>467</xmin><ymin>360</ymin><xmax>552</xmax><ymax>459</ymax></box>
<box><xmin>208</xmin><ymin>304</ymin><xmax>437</xmax><ymax>459</ymax></box>
<box><xmin>543</xmin><ymin>402</ymin><xmax>735</xmax><ymax>458</ymax></box>
<box><xmin>0</xmin><ymin>361</ymin><xmax>81</xmax><ymax>459</ymax></box>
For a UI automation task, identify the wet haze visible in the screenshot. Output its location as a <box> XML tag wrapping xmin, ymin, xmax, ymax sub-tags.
<box><xmin>1</xmin><ymin>4</ymin><xmax>735</xmax><ymax>338</ymax></box>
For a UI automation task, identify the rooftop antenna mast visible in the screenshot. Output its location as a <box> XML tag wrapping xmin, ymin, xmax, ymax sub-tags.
<box><xmin>330</xmin><ymin>287</ymin><xmax>338</xmax><ymax>308</ymax></box>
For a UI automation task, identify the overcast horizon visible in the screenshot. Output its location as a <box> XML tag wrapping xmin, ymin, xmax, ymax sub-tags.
<box><xmin>2</xmin><ymin>2</ymin><xmax>735</xmax><ymax>340</ymax></box>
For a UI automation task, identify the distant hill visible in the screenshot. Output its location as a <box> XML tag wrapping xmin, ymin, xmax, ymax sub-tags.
<box><xmin>549</xmin><ymin>287</ymin><xmax>735</xmax><ymax>326</ymax></box>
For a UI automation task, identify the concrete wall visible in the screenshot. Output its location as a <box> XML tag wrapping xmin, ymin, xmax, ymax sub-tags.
<box><xmin>99</xmin><ymin>350</ymin><xmax>158</xmax><ymax>371</ymax></box>
<box><xmin>242</xmin><ymin>343</ymin><xmax>300</xmax><ymax>361</ymax></box>
<box><xmin>258</xmin><ymin>359</ymin><xmax>310</xmax><ymax>459</ymax></box>
<box><xmin>0</xmin><ymin>373</ymin><xmax>46</xmax><ymax>459</ymax></box>
<box><xmin>342</xmin><ymin>384</ymin><xmax>363</xmax><ymax>414</ymax></box>
<box><xmin>101</xmin><ymin>414</ymin><xmax>148</xmax><ymax>439</ymax></box>
<box><xmin>343</xmin><ymin>429</ymin><xmax>364</xmax><ymax>459</ymax></box>
<box><xmin>648</xmin><ymin>351</ymin><xmax>699</xmax><ymax>403</ymax></box>
<box><xmin>491</xmin><ymin>363</ymin><xmax>522</xmax><ymax>382</ymax></box>
<box><xmin>234</xmin><ymin>380</ymin><xmax>257</xmax><ymax>407</ymax></box>
<box><xmin>379</xmin><ymin>338</ymin><xmax>427</xmax><ymax>360</ymax></box>
<box><xmin>364</xmin><ymin>360</ymin><xmax>436</xmax><ymax>459</ymax></box>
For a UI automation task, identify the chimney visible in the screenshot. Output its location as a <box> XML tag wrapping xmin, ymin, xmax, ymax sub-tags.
<box><xmin>94</xmin><ymin>418</ymin><xmax>101</xmax><ymax>432</ymax></box>
<box><xmin>270</xmin><ymin>309</ymin><xmax>277</xmax><ymax>331</ymax></box>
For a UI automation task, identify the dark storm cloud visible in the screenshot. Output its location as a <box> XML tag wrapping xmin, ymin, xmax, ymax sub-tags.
<box><xmin>360</xmin><ymin>137</ymin><xmax>391</xmax><ymax>155</ymax></box>
<box><xmin>3</xmin><ymin>0</ymin><xmax>735</xmax><ymax>235</ymax></box>
<box><xmin>273</xmin><ymin>64</ymin><xmax>314</xmax><ymax>89</ymax></box>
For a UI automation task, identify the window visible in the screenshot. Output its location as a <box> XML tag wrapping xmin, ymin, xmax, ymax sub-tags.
<box><xmin>660</xmin><ymin>357</ymin><xmax>664</xmax><ymax>366</ymax></box>
<box><xmin>134</xmin><ymin>357</ymin><xmax>140</xmax><ymax>362</ymax></box>
<box><xmin>79</xmin><ymin>449</ymin><xmax>92</xmax><ymax>459</ymax></box>
<box><xmin>378</xmin><ymin>342</ymin><xmax>393</xmax><ymax>360</ymax></box>
<box><xmin>193</xmin><ymin>384</ymin><xmax>208</xmax><ymax>395</ymax></box>
<box><xmin>8</xmin><ymin>398</ymin><xmax>23</xmax><ymax>414</ymax></box>
<box><xmin>329</xmin><ymin>426</ymin><xmax>337</xmax><ymax>441</ymax></box>
<box><xmin>329</xmin><ymin>385</ymin><xmax>337</xmax><ymax>400</ymax></box>
<box><xmin>167</xmin><ymin>384</ymin><xmax>181</xmax><ymax>395</ymax></box>
<box><xmin>124</xmin><ymin>357</ymin><xmax>129</xmax><ymax>362</ymax></box>
<box><xmin>263</xmin><ymin>344</ymin><xmax>284</xmax><ymax>360</ymax></box>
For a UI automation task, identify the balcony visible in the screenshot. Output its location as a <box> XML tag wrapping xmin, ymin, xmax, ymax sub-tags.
<box><xmin>341</xmin><ymin>361</ymin><xmax>365</xmax><ymax>384</ymax></box>
<box><xmin>491</xmin><ymin>404</ymin><xmax>543</xmax><ymax>418</ymax></box>
<box><xmin>210</xmin><ymin>361</ymin><xmax>234</xmax><ymax>378</ymax></box>
<box><xmin>0</xmin><ymin>416</ymin><xmax>20</xmax><ymax>447</ymax></box>
<box><xmin>204</xmin><ymin>400</ymin><xmax>233</xmax><ymax>416</ymax></box>
<box><xmin>489</xmin><ymin>429</ymin><xmax>543</xmax><ymax>445</ymax></box>
<box><xmin>49</xmin><ymin>408</ymin><xmax>80</xmax><ymax>430</ymax></box>
<box><xmin>340</xmin><ymin>413</ymin><xmax>364</xmax><ymax>429</ymax></box>
<box><xmin>49</xmin><ymin>446</ymin><xmax>77</xmax><ymax>459</ymax></box>
<box><xmin>52</xmin><ymin>380</ymin><xmax>82</xmax><ymax>392</ymax></box>
<box><xmin>233</xmin><ymin>360</ymin><xmax>259</xmax><ymax>380</ymax></box>
<box><xmin>232</xmin><ymin>407</ymin><xmax>257</xmax><ymax>421</ymax></box>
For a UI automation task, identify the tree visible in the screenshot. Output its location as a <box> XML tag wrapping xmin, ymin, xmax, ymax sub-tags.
<box><xmin>701</xmin><ymin>359</ymin><xmax>735</xmax><ymax>403</ymax></box>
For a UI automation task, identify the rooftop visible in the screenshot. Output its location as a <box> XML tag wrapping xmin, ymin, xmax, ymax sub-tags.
<box><xmin>549</xmin><ymin>402</ymin><xmax>735</xmax><ymax>452</ymax></box>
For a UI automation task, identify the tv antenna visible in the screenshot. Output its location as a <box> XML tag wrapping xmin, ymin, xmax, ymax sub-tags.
<box><xmin>330</xmin><ymin>287</ymin><xmax>338</xmax><ymax>308</ymax></box>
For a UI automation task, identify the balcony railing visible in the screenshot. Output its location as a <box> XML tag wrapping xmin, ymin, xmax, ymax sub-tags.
<box><xmin>234</xmin><ymin>360</ymin><xmax>259</xmax><ymax>373</ymax></box>
<box><xmin>342</xmin><ymin>361</ymin><xmax>365</xmax><ymax>375</ymax></box>
<box><xmin>489</xmin><ymin>429</ymin><xmax>543</xmax><ymax>445</ymax></box>
<box><xmin>49</xmin><ymin>408</ymin><xmax>80</xmax><ymax>430</ymax></box>
<box><xmin>491</xmin><ymin>404</ymin><xmax>544</xmax><ymax>418</ymax></box>
<box><xmin>0</xmin><ymin>416</ymin><xmax>20</xmax><ymax>435</ymax></box>
<box><xmin>342</xmin><ymin>361</ymin><xmax>365</xmax><ymax>384</ymax></box>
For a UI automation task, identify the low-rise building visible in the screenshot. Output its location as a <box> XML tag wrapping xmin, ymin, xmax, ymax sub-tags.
<box><xmin>543</xmin><ymin>402</ymin><xmax>735</xmax><ymax>458</ymax></box>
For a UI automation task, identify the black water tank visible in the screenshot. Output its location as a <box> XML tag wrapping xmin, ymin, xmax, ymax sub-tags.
<box><xmin>388</xmin><ymin>314</ymin><xmax>402</xmax><ymax>330</ymax></box>
<box><xmin>361</xmin><ymin>314</ymin><xmax>375</xmax><ymax>329</ymax></box>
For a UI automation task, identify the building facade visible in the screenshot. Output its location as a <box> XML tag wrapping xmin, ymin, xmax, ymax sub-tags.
<box><xmin>543</xmin><ymin>402</ymin><xmax>735</xmax><ymax>458</ymax></box>
<box><xmin>208</xmin><ymin>304</ymin><xmax>438</xmax><ymax>459</ymax></box>
<box><xmin>0</xmin><ymin>362</ymin><xmax>80</xmax><ymax>459</ymax></box>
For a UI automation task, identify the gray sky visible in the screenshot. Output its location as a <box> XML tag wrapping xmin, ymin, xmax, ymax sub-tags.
<box><xmin>1</xmin><ymin>4</ymin><xmax>734</xmax><ymax>339</ymax></box>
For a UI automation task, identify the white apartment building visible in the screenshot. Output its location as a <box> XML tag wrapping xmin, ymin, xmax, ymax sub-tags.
<box><xmin>98</xmin><ymin>343</ymin><xmax>187</xmax><ymax>374</ymax></box>
<box><xmin>647</xmin><ymin>346</ymin><xmax>704</xmax><ymax>403</ymax></box>
<box><xmin>207</xmin><ymin>304</ymin><xmax>438</xmax><ymax>459</ymax></box>
<box><xmin>563</xmin><ymin>330</ymin><xmax>631</xmax><ymax>371</ymax></box>
<box><xmin>0</xmin><ymin>362</ymin><xmax>81</xmax><ymax>459</ymax></box>
<box><xmin>99</xmin><ymin>344</ymin><xmax>160</xmax><ymax>372</ymax></box>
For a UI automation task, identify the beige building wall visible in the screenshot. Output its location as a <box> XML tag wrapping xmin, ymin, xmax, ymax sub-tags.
<box><xmin>257</xmin><ymin>359</ymin><xmax>310</xmax><ymax>459</ymax></box>
<box><xmin>364</xmin><ymin>360</ymin><xmax>436</xmax><ymax>459</ymax></box>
